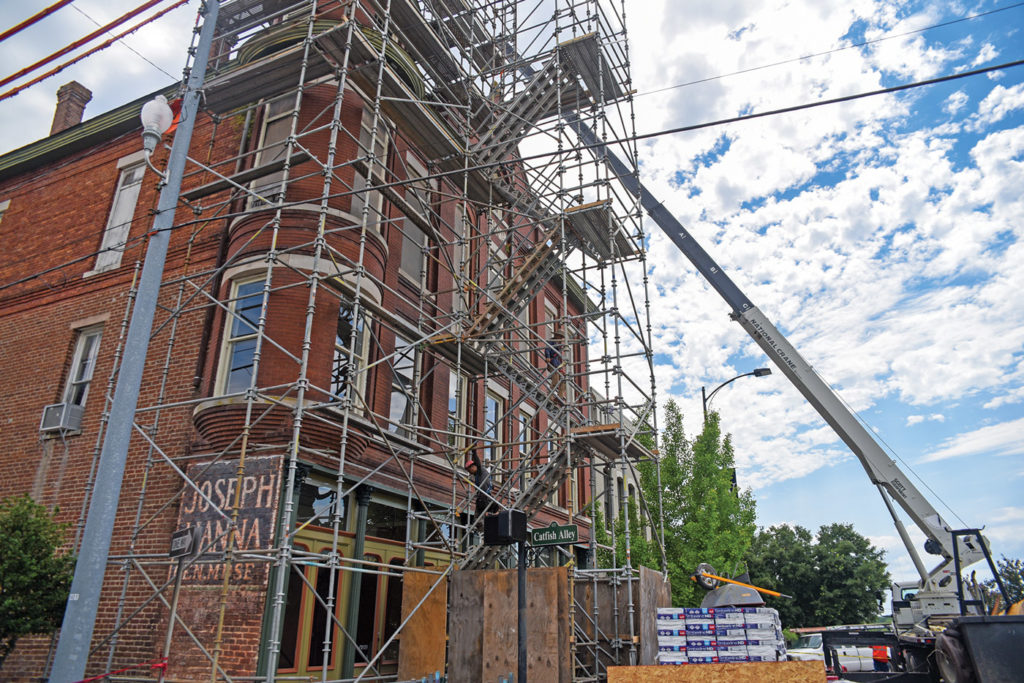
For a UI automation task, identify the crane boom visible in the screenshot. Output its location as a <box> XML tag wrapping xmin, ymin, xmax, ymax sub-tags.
<box><xmin>566</xmin><ymin>113</ymin><xmax>984</xmax><ymax>589</ymax></box>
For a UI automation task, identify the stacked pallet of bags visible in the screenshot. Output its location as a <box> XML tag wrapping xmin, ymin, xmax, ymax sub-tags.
<box><xmin>655</xmin><ymin>606</ymin><xmax>787</xmax><ymax>664</ymax></box>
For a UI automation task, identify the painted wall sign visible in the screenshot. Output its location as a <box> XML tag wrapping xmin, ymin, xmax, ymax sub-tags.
<box><xmin>176</xmin><ymin>456</ymin><xmax>280</xmax><ymax>585</ymax></box>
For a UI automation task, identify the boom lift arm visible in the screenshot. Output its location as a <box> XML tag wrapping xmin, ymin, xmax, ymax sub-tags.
<box><xmin>566</xmin><ymin>113</ymin><xmax>984</xmax><ymax>592</ymax></box>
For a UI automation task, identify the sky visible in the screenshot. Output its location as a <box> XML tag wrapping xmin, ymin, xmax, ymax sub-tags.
<box><xmin>1</xmin><ymin>0</ymin><xmax>1022</xmax><ymax>592</ymax></box>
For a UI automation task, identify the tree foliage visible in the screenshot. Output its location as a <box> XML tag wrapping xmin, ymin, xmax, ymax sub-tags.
<box><xmin>594</xmin><ymin>401</ymin><xmax>757</xmax><ymax>607</ymax></box>
<box><xmin>0</xmin><ymin>495</ymin><xmax>75</xmax><ymax>666</ymax></box>
<box><xmin>982</xmin><ymin>556</ymin><xmax>1024</xmax><ymax>609</ymax></box>
<box><xmin>745</xmin><ymin>523</ymin><xmax>890</xmax><ymax>627</ymax></box>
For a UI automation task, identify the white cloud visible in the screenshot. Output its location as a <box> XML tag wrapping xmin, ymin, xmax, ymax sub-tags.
<box><xmin>944</xmin><ymin>90</ymin><xmax>969</xmax><ymax>115</ymax></box>
<box><xmin>906</xmin><ymin>414</ymin><xmax>944</xmax><ymax>427</ymax></box>
<box><xmin>921</xmin><ymin>418</ymin><xmax>1024</xmax><ymax>462</ymax></box>
<box><xmin>971</xmin><ymin>42</ymin><xmax>998</xmax><ymax>67</ymax></box>
<box><xmin>969</xmin><ymin>83</ymin><xmax>1024</xmax><ymax>130</ymax></box>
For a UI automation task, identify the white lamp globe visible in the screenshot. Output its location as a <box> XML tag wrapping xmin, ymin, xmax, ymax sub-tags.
<box><xmin>141</xmin><ymin>95</ymin><xmax>173</xmax><ymax>133</ymax></box>
<box><xmin>140</xmin><ymin>95</ymin><xmax>174</xmax><ymax>153</ymax></box>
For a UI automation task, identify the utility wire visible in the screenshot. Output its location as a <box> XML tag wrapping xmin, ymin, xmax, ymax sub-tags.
<box><xmin>629</xmin><ymin>57</ymin><xmax>1024</xmax><ymax>145</ymax></box>
<box><xmin>636</xmin><ymin>1</ymin><xmax>1024</xmax><ymax>99</ymax></box>
<box><xmin>3</xmin><ymin>56</ymin><xmax>1023</xmax><ymax>292</ymax></box>
<box><xmin>70</xmin><ymin>3</ymin><xmax>179</xmax><ymax>81</ymax></box>
<box><xmin>0</xmin><ymin>0</ymin><xmax>76</xmax><ymax>43</ymax></box>
<box><xmin>0</xmin><ymin>1</ymin><xmax>190</xmax><ymax>103</ymax></box>
<box><xmin>0</xmin><ymin>0</ymin><xmax>168</xmax><ymax>90</ymax></box>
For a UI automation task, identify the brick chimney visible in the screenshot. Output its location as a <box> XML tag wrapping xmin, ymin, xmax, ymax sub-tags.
<box><xmin>50</xmin><ymin>81</ymin><xmax>92</xmax><ymax>135</ymax></box>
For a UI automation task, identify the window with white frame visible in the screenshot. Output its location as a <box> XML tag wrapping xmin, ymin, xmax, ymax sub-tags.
<box><xmin>516</xmin><ymin>300</ymin><xmax>530</xmax><ymax>351</ymax></box>
<box><xmin>447</xmin><ymin>371</ymin><xmax>467</xmax><ymax>449</ymax></box>
<box><xmin>603</xmin><ymin>467</ymin><xmax>614</xmax><ymax>528</ymax></box>
<box><xmin>399</xmin><ymin>153</ymin><xmax>433</xmax><ymax>285</ymax></box>
<box><xmin>547</xmin><ymin>425</ymin><xmax>562</xmax><ymax>505</ymax></box>
<box><xmin>250</xmin><ymin>94</ymin><xmax>294</xmax><ymax>205</ymax></box>
<box><xmin>517</xmin><ymin>408</ymin><xmax>535</xmax><ymax>491</ymax></box>
<box><xmin>63</xmin><ymin>326</ymin><xmax>103</xmax><ymax>407</ymax></box>
<box><xmin>331</xmin><ymin>297</ymin><xmax>368</xmax><ymax>406</ymax></box>
<box><xmin>388</xmin><ymin>334</ymin><xmax>417</xmax><ymax>435</ymax></box>
<box><xmin>484</xmin><ymin>390</ymin><xmax>503</xmax><ymax>467</ymax></box>
<box><xmin>351</xmin><ymin>106</ymin><xmax>388</xmax><ymax>229</ymax></box>
<box><xmin>543</xmin><ymin>298</ymin><xmax>562</xmax><ymax>368</ymax></box>
<box><xmin>220</xmin><ymin>279</ymin><xmax>263</xmax><ymax>395</ymax></box>
<box><xmin>450</xmin><ymin>204</ymin><xmax>469</xmax><ymax>318</ymax></box>
<box><xmin>94</xmin><ymin>162</ymin><xmax>144</xmax><ymax>272</ymax></box>
<box><xmin>0</xmin><ymin>199</ymin><xmax>9</xmax><ymax>225</ymax></box>
<box><xmin>485</xmin><ymin>209</ymin><xmax>506</xmax><ymax>298</ymax></box>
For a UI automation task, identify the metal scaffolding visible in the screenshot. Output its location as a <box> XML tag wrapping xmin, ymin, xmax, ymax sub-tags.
<box><xmin>64</xmin><ymin>0</ymin><xmax>662</xmax><ymax>680</ymax></box>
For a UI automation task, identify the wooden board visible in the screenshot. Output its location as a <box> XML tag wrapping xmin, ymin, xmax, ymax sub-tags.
<box><xmin>608</xmin><ymin>661</ymin><xmax>825</xmax><ymax>683</ymax></box>
<box><xmin>638</xmin><ymin>566</ymin><xmax>672</xmax><ymax>665</ymax></box>
<box><xmin>449</xmin><ymin>567</ymin><xmax>570</xmax><ymax>683</ymax></box>
<box><xmin>396</xmin><ymin>571</ymin><xmax>448</xmax><ymax>681</ymax></box>
<box><xmin>448</xmin><ymin>569</ymin><xmax>486</xmax><ymax>683</ymax></box>
<box><xmin>481</xmin><ymin>569</ymin><xmax>518</xmax><ymax>681</ymax></box>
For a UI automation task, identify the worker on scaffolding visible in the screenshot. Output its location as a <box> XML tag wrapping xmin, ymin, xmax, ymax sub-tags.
<box><xmin>466</xmin><ymin>451</ymin><xmax>493</xmax><ymax>520</ymax></box>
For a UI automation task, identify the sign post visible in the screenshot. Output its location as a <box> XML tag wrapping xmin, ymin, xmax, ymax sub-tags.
<box><xmin>160</xmin><ymin>527</ymin><xmax>199</xmax><ymax>682</ymax></box>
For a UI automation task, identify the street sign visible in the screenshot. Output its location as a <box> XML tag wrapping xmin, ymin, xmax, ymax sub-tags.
<box><xmin>530</xmin><ymin>522</ymin><xmax>577</xmax><ymax>547</ymax></box>
<box><xmin>169</xmin><ymin>527</ymin><xmax>198</xmax><ymax>558</ymax></box>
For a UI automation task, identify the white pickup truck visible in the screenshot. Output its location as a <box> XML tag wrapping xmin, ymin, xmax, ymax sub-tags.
<box><xmin>787</xmin><ymin>632</ymin><xmax>875</xmax><ymax>672</ymax></box>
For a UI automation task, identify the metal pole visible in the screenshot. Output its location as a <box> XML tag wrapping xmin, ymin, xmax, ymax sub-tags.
<box><xmin>158</xmin><ymin>557</ymin><xmax>186</xmax><ymax>683</ymax></box>
<box><xmin>342</xmin><ymin>485</ymin><xmax>373</xmax><ymax>678</ymax></box>
<box><xmin>701</xmin><ymin>386</ymin><xmax>708</xmax><ymax>423</ymax></box>
<box><xmin>50</xmin><ymin>3</ymin><xmax>219</xmax><ymax>679</ymax></box>
<box><xmin>518</xmin><ymin>539</ymin><xmax>527</xmax><ymax>683</ymax></box>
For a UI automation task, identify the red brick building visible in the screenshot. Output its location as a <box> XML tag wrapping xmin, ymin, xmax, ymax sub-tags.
<box><xmin>0</xmin><ymin>1</ymin><xmax>653</xmax><ymax>680</ymax></box>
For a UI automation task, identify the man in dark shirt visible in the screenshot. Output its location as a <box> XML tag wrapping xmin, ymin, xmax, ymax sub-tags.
<box><xmin>466</xmin><ymin>452</ymin><xmax>493</xmax><ymax>519</ymax></box>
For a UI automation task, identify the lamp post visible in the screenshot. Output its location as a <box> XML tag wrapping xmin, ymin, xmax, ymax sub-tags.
<box><xmin>701</xmin><ymin>368</ymin><xmax>771</xmax><ymax>423</ymax></box>
<box><xmin>50</xmin><ymin>3</ymin><xmax>219</xmax><ymax>680</ymax></box>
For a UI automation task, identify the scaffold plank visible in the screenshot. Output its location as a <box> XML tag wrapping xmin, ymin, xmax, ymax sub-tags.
<box><xmin>390</xmin><ymin>0</ymin><xmax>464</xmax><ymax>84</ymax></box>
<box><xmin>560</xmin><ymin>32</ymin><xmax>626</xmax><ymax>103</ymax></box>
<box><xmin>565</xmin><ymin>199</ymin><xmax>637</xmax><ymax>261</ymax></box>
<box><xmin>217</xmin><ymin>0</ymin><xmax>293</xmax><ymax>33</ymax></box>
<box><xmin>571</xmin><ymin>423</ymin><xmax>653</xmax><ymax>462</ymax></box>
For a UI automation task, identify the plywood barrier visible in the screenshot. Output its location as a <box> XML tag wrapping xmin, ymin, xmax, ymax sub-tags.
<box><xmin>449</xmin><ymin>566</ymin><xmax>570</xmax><ymax>683</ymax></box>
<box><xmin>396</xmin><ymin>571</ymin><xmax>448</xmax><ymax>681</ymax></box>
<box><xmin>607</xmin><ymin>661</ymin><xmax>825</xmax><ymax>682</ymax></box>
<box><xmin>638</xmin><ymin>566</ymin><xmax>672</xmax><ymax>665</ymax></box>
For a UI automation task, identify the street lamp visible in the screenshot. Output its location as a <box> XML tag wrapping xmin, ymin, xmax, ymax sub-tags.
<box><xmin>50</xmin><ymin>4</ymin><xmax>220</xmax><ymax>680</ymax></box>
<box><xmin>140</xmin><ymin>94</ymin><xmax>174</xmax><ymax>178</ymax></box>
<box><xmin>702</xmin><ymin>367</ymin><xmax>771</xmax><ymax>422</ymax></box>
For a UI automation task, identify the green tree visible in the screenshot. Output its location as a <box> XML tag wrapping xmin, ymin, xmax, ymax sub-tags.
<box><xmin>746</xmin><ymin>523</ymin><xmax>890</xmax><ymax>628</ymax></box>
<box><xmin>595</xmin><ymin>401</ymin><xmax>757</xmax><ymax>607</ymax></box>
<box><xmin>0</xmin><ymin>495</ymin><xmax>75</xmax><ymax>666</ymax></box>
<box><xmin>982</xmin><ymin>556</ymin><xmax>1024</xmax><ymax>608</ymax></box>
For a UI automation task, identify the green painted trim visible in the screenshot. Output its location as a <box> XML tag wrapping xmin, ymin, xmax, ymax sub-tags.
<box><xmin>0</xmin><ymin>85</ymin><xmax>176</xmax><ymax>182</ymax></box>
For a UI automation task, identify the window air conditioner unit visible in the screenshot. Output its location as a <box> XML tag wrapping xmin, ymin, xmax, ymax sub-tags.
<box><xmin>40</xmin><ymin>402</ymin><xmax>84</xmax><ymax>433</ymax></box>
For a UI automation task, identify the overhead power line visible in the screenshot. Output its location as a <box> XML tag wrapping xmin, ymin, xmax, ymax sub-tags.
<box><xmin>629</xmin><ymin>57</ymin><xmax>1024</xmax><ymax>144</ymax></box>
<box><xmin>0</xmin><ymin>1</ymin><xmax>190</xmax><ymax>103</ymax></box>
<box><xmin>0</xmin><ymin>0</ymin><xmax>169</xmax><ymax>90</ymax></box>
<box><xmin>637</xmin><ymin>1</ymin><xmax>1024</xmax><ymax>99</ymax></box>
<box><xmin>2</xmin><ymin>56</ymin><xmax>1022</xmax><ymax>293</ymax></box>
<box><xmin>0</xmin><ymin>0</ymin><xmax>76</xmax><ymax>43</ymax></box>
<box><xmin>70</xmin><ymin>4</ymin><xmax>179</xmax><ymax>81</ymax></box>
